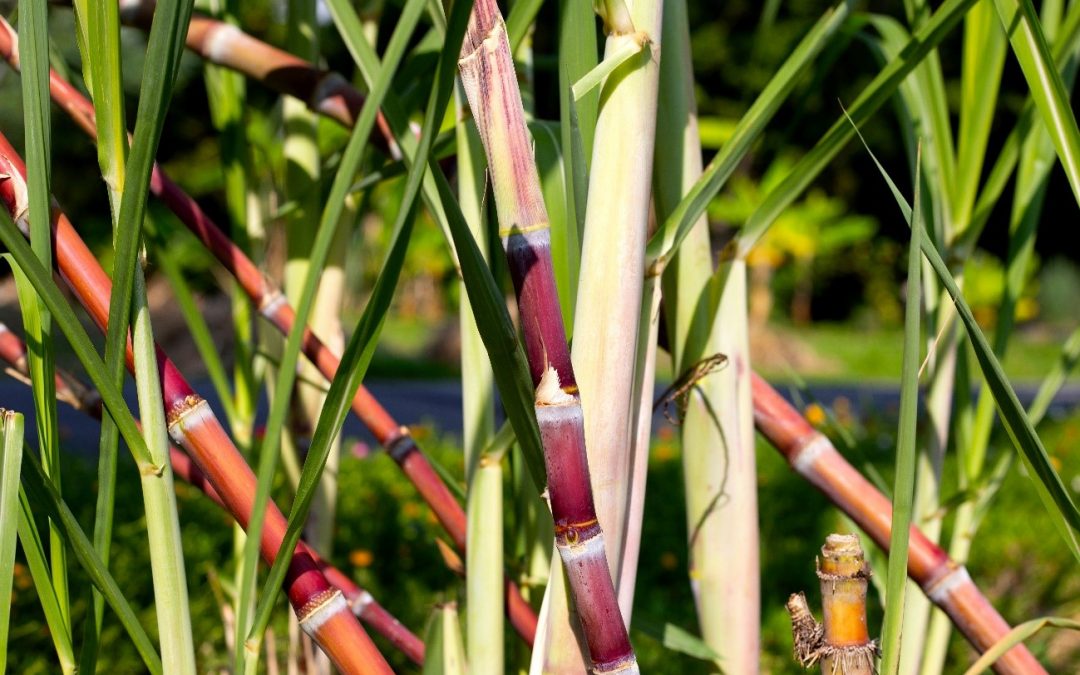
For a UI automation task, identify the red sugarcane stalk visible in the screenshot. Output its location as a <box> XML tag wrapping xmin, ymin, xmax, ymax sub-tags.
<box><xmin>457</xmin><ymin>2</ymin><xmax>636</xmax><ymax>672</ymax></box>
<box><xmin>751</xmin><ymin>372</ymin><xmax>1045</xmax><ymax>675</ymax></box>
<box><xmin>111</xmin><ymin>0</ymin><xmax>397</xmax><ymax>156</ymax></box>
<box><xmin>0</xmin><ymin>134</ymin><xmax>392</xmax><ymax>675</ymax></box>
<box><xmin>0</xmin><ymin>16</ymin><xmax>539</xmax><ymax>645</ymax></box>
<box><xmin>0</xmin><ymin>322</ymin><xmax>425</xmax><ymax>667</ymax></box>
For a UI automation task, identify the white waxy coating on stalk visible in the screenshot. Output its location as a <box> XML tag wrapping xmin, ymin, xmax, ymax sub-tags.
<box><xmin>258</xmin><ymin>290</ymin><xmax>288</xmax><ymax>318</ymax></box>
<box><xmin>556</xmin><ymin>527</ymin><xmax>606</xmax><ymax>557</ymax></box>
<box><xmin>299</xmin><ymin>589</ymin><xmax>349</xmax><ymax>636</ymax></box>
<box><xmin>203</xmin><ymin>23</ymin><xmax>244</xmax><ymax>65</ymax></box>
<box><xmin>166</xmin><ymin>397</ymin><xmax>215</xmax><ymax>445</ymax></box>
<box><xmin>926</xmin><ymin>565</ymin><xmax>972</xmax><ymax>604</ymax></box>
<box><xmin>348</xmin><ymin>590</ymin><xmax>375</xmax><ymax>616</ymax></box>
<box><xmin>792</xmin><ymin>433</ymin><xmax>832</xmax><ymax>476</ymax></box>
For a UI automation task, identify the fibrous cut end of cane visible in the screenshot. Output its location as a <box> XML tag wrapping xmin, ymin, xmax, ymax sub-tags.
<box><xmin>536</xmin><ymin>365</ymin><xmax>574</xmax><ymax>406</ymax></box>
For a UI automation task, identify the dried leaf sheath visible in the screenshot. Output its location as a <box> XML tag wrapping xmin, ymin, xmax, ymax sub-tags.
<box><xmin>0</xmin><ymin>134</ymin><xmax>391</xmax><ymax>675</ymax></box>
<box><xmin>457</xmin><ymin>1</ymin><xmax>636</xmax><ymax>671</ymax></box>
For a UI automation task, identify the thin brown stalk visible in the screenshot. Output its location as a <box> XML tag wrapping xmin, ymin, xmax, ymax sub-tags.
<box><xmin>752</xmin><ymin>373</ymin><xmax>1045</xmax><ymax>675</ymax></box>
<box><xmin>0</xmin><ymin>321</ymin><xmax>426</xmax><ymax>666</ymax></box>
<box><xmin>0</xmin><ymin>17</ymin><xmax>539</xmax><ymax>645</ymax></box>
<box><xmin>115</xmin><ymin>0</ymin><xmax>397</xmax><ymax>155</ymax></box>
<box><xmin>457</xmin><ymin>1</ymin><xmax>636</xmax><ymax>672</ymax></box>
<box><xmin>0</xmin><ymin>133</ymin><xmax>391</xmax><ymax>675</ymax></box>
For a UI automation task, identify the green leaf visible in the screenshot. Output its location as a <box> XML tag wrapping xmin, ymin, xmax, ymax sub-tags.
<box><xmin>0</xmin><ymin>411</ymin><xmax>25</xmax><ymax>673</ymax></box>
<box><xmin>734</xmin><ymin>0</ymin><xmax>979</xmax><ymax>257</ymax></box>
<box><xmin>962</xmin><ymin>616</ymin><xmax>1080</xmax><ymax>675</ymax></box>
<box><xmin>850</xmin><ymin>119</ymin><xmax>1080</xmax><ymax>562</ymax></box>
<box><xmin>247</xmin><ymin>0</ymin><xmax>475</xmax><ymax>645</ymax></box>
<box><xmin>18</xmin><ymin>449</ymin><xmax>163</xmax><ymax>674</ymax></box>
<box><xmin>993</xmin><ymin>0</ymin><xmax>1080</xmax><ymax>207</ymax></box>
<box><xmin>633</xmin><ymin>618</ymin><xmax>722</xmax><ymax>665</ymax></box>
<box><xmin>18</xmin><ymin>0</ymin><xmax>69</xmax><ymax>634</ymax></box>
<box><xmin>505</xmin><ymin>0</ymin><xmax>543</xmax><ymax>54</ymax></box>
<box><xmin>645</xmin><ymin>0</ymin><xmax>852</xmax><ymax>270</ymax></box>
<box><xmin>879</xmin><ymin>144</ymin><xmax>923</xmax><ymax>675</ymax></box>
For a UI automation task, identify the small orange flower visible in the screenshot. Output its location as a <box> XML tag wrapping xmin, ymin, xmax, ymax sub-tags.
<box><xmin>804</xmin><ymin>403</ymin><xmax>827</xmax><ymax>427</ymax></box>
<box><xmin>349</xmin><ymin>549</ymin><xmax>374</xmax><ymax>568</ymax></box>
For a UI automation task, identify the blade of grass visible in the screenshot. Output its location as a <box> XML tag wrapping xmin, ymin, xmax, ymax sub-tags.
<box><xmin>0</xmin><ymin>410</ymin><xmax>25</xmax><ymax>673</ymax></box>
<box><xmin>236</xmin><ymin>0</ymin><xmax>431</xmax><ymax>668</ymax></box>
<box><xmin>83</xmin><ymin>0</ymin><xmax>198</xmax><ymax>666</ymax></box>
<box><xmin>557</xmin><ymin>0</ymin><xmax>599</xmax><ymax>277</ymax></box>
<box><xmin>70</xmin><ymin>2</ymin><xmax>130</xmax><ymax>667</ymax></box>
<box><xmin>851</xmin><ymin>120</ymin><xmax>1080</xmax><ymax>560</ymax></box>
<box><xmin>734</xmin><ymin>0</ymin><xmax>979</xmax><ymax>258</ymax></box>
<box><xmin>1028</xmin><ymin>327</ymin><xmax>1080</xmax><ymax>425</ymax></box>
<box><xmin>505</xmin><ymin>0</ymin><xmax>543</xmax><ymax>54</ymax></box>
<box><xmin>879</xmin><ymin>146</ymin><xmax>923</xmax><ymax>675</ymax></box>
<box><xmin>324</xmin><ymin>0</ymin><xmax>546</xmax><ymax>489</ymax></box>
<box><xmin>18</xmin><ymin>0</ymin><xmax>69</xmax><ymax>635</ymax></box>
<box><xmin>993</xmin><ymin>0</ymin><xmax>1080</xmax><ymax>206</ymax></box>
<box><xmin>962</xmin><ymin>617</ymin><xmax>1080</xmax><ymax>675</ymax></box>
<box><xmin>14</xmin><ymin>473</ymin><xmax>75</xmax><ymax>671</ymax></box>
<box><xmin>247</xmin><ymin>0</ymin><xmax>474</xmax><ymax>648</ymax></box>
<box><xmin>18</xmin><ymin>448</ymin><xmax>163</xmax><ymax>674</ymax></box>
<box><xmin>646</xmin><ymin>1</ymin><xmax>853</xmax><ymax>272</ymax></box>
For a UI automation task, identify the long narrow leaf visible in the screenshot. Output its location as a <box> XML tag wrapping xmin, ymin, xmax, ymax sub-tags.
<box><xmin>993</xmin><ymin>0</ymin><xmax>1080</xmax><ymax>206</ymax></box>
<box><xmin>18</xmin><ymin>450</ymin><xmax>162</xmax><ymax>674</ymax></box>
<box><xmin>962</xmin><ymin>617</ymin><xmax>1080</xmax><ymax>675</ymax></box>
<box><xmin>646</xmin><ymin>0</ymin><xmax>852</xmax><ymax>269</ymax></box>
<box><xmin>851</xmin><ymin>122</ymin><xmax>1080</xmax><ymax>560</ymax></box>
<box><xmin>879</xmin><ymin>146</ymin><xmax>923</xmax><ymax>674</ymax></box>
<box><xmin>0</xmin><ymin>410</ymin><xmax>25</xmax><ymax>672</ymax></box>
<box><xmin>735</xmin><ymin>0</ymin><xmax>979</xmax><ymax>256</ymax></box>
<box><xmin>247</xmin><ymin>0</ymin><xmax>476</xmax><ymax>643</ymax></box>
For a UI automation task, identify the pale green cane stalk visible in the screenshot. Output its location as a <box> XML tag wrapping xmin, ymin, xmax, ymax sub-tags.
<box><xmin>18</xmin><ymin>0</ymin><xmax>68</xmax><ymax>636</ymax></box>
<box><xmin>424</xmin><ymin>604</ymin><xmax>468</xmax><ymax>675</ymax></box>
<box><xmin>72</xmin><ymin>0</ymin><xmax>197</xmax><ymax>667</ymax></box>
<box><xmin>568</xmin><ymin>0</ymin><xmax>663</xmax><ymax>604</ymax></box>
<box><xmin>653</xmin><ymin>1</ymin><xmax>760</xmax><ymax>669</ymax></box>
<box><xmin>456</xmin><ymin>88</ymin><xmax>493</xmax><ymax>474</ymax></box>
<box><xmin>0</xmin><ymin>410</ymin><xmax>25</xmax><ymax>674</ymax></box>
<box><xmin>533</xmin><ymin>3</ymin><xmax>661</xmax><ymax>668</ymax></box>
<box><xmin>456</xmin><ymin>79</ymin><xmax>501</xmax><ymax>673</ymax></box>
<box><xmin>466</xmin><ymin>450</ymin><xmax>505</xmax><ymax>674</ymax></box>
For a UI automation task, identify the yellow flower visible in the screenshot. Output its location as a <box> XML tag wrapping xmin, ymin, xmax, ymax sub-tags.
<box><xmin>804</xmin><ymin>403</ymin><xmax>827</xmax><ymax>427</ymax></box>
<box><xmin>349</xmin><ymin>549</ymin><xmax>374</xmax><ymax>568</ymax></box>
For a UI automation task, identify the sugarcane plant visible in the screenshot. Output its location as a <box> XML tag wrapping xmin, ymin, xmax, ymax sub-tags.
<box><xmin>0</xmin><ymin>0</ymin><xmax>1078</xmax><ymax>673</ymax></box>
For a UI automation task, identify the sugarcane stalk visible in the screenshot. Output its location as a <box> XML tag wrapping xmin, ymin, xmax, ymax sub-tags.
<box><xmin>0</xmin><ymin>19</ymin><xmax>540</xmax><ymax>644</ymax></box>
<box><xmin>0</xmin><ymin>320</ymin><xmax>426</xmax><ymax>667</ymax></box>
<box><xmin>0</xmin><ymin>132</ymin><xmax>392</xmax><ymax>675</ymax></box>
<box><xmin>116</xmin><ymin>0</ymin><xmax>398</xmax><ymax>155</ymax></box>
<box><xmin>653</xmin><ymin>0</ymin><xmax>760</xmax><ymax>669</ymax></box>
<box><xmin>457</xmin><ymin>1</ymin><xmax>637</xmax><ymax>671</ymax></box>
<box><xmin>570</xmin><ymin>0</ymin><xmax>662</xmax><ymax>608</ymax></box>
<box><xmin>808</xmin><ymin>534</ymin><xmax>879</xmax><ymax>675</ymax></box>
<box><xmin>752</xmin><ymin>373</ymin><xmax>1045</xmax><ymax>674</ymax></box>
